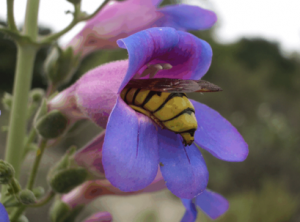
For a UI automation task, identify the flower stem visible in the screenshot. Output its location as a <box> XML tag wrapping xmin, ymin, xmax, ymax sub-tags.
<box><xmin>30</xmin><ymin>190</ymin><xmax>55</xmax><ymax>207</ymax></box>
<box><xmin>40</xmin><ymin>0</ymin><xmax>111</xmax><ymax>44</ymax></box>
<box><xmin>26</xmin><ymin>139</ymin><xmax>48</xmax><ymax>190</ymax></box>
<box><xmin>23</xmin><ymin>0</ymin><xmax>40</xmax><ymax>40</ymax></box>
<box><xmin>1</xmin><ymin>0</ymin><xmax>41</xmax><ymax>202</ymax></box>
<box><xmin>6</xmin><ymin>0</ymin><xmax>18</xmax><ymax>32</ymax></box>
<box><xmin>4</xmin><ymin>44</ymin><xmax>37</xmax><ymax>178</ymax></box>
<box><xmin>21</xmin><ymin>128</ymin><xmax>37</xmax><ymax>161</ymax></box>
<box><xmin>10</xmin><ymin>206</ymin><xmax>26</xmax><ymax>222</ymax></box>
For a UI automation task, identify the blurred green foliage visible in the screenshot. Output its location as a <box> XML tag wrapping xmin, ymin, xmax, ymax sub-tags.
<box><xmin>1</xmin><ymin>20</ymin><xmax>300</xmax><ymax>221</ymax></box>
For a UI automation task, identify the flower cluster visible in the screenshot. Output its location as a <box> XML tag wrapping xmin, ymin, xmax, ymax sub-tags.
<box><xmin>0</xmin><ymin>0</ymin><xmax>248</xmax><ymax>221</ymax></box>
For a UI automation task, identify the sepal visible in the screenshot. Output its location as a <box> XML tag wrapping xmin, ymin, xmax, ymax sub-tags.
<box><xmin>35</xmin><ymin>110</ymin><xmax>69</xmax><ymax>139</ymax></box>
<box><xmin>48</xmin><ymin>147</ymin><xmax>88</xmax><ymax>193</ymax></box>
<box><xmin>49</xmin><ymin>168</ymin><xmax>88</xmax><ymax>193</ymax></box>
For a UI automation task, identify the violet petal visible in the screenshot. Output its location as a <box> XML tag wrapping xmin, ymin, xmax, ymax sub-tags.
<box><xmin>157</xmin><ymin>4</ymin><xmax>217</xmax><ymax>30</ymax></box>
<box><xmin>117</xmin><ymin>27</ymin><xmax>212</xmax><ymax>91</ymax></box>
<box><xmin>180</xmin><ymin>198</ymin><xmax>197</xmax><ymax>222</ymax></box>
<box><xmin>195</xmin><ymin>189</ymin><xmax>229</xmax><ymax>219</ymax></box>
<box><xmin>102</xmin><ymin>97</ymin><xmax>159</xmax><ymax>191</ymax></box>
<box><xmin>0</xmin><ymin>203</ymin><xmax>9</xmax><ymax>222</ymax></box>
<box><xmin>158</xmin><ymin>129</ymin><xmax>208</xmax><ymax>199</ymax></box>
<box><xmin>191</xmin><ymin>100</ymin><xmax>249</xmax><ymax>162</ymax></box>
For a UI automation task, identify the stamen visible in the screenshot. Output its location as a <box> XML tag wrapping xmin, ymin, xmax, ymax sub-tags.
<box><xmin>138</xmin><ymin>63</ymin><xmax>173</xmax><ymax>79</ymax></box>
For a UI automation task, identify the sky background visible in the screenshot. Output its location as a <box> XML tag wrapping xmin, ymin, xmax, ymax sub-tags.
<box><xmin>0</xmin><ymin>0</ymin><xmax>299</xmax><ymax>54</ymax></box>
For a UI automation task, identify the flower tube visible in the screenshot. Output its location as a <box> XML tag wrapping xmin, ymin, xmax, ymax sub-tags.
<box><xmin>66</xmin><ymin>0</ymin><xmax>217</xmax><ymax>57</ymax></box>
<box><xmin>49</xmin><ymin>27</ymin><xmax>248</xmax><ymax>199</ymax></box>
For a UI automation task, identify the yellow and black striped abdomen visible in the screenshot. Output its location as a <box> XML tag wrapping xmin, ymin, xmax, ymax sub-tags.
<box><xmin>121</xmin><ymin>87</ymin><xmax>198</xmax><ymax>146</ymax></box>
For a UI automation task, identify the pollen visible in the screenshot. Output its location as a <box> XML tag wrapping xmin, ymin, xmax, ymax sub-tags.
<box><xmin>139</xmin><ymin>63</ymin><xmax>173</xmax><ymax>78</ymax></box>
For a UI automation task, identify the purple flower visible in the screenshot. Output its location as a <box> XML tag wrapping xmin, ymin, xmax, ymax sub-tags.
<box><xmin>66</xmin><ymin>0</ymin><xmax>217</xmax><ymax>57</ymax></box>
<box><xmin>61</xmin><ymin>169</ymin><xmax>166</xmax><ymax>209</ymax></box>
<box><xmin>49</xmin><ymin>27</ymin><xmax>248</xmax><ymax>199</ymax></box>
<box><xmin>181</xmin><ymin>189</ymin><xmax>229</xmax><ymax>221</ymax></box>
<box><xmin>0</xmin><ymin>203</ymin><xmax>9</xmax><ymax>222</ymax></box>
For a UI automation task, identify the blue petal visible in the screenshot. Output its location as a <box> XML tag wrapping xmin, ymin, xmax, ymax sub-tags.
<box><xmin>158</xmin><ymin>129</ymin><xmax>208</xmax><ymax>199</ymax></box>
<box><xmin>156</xmin><ymin>5</ymin><xmax>217</xmax><ymax>30</ymax></box>
<box><xmin>191</xmin><ymin>100</ymin><xmax>249</xmax><ymax>162</ymax></box>
<box><xmin>0</xmin><ymin>203</ymin><xmax>9</xmax><ymax>222</ymax></box>
<box><xmin>195</xmin><ymin>189</ymin><xmax>229</xmax><ymax>219</ymax></box>
<box><xmin>117</xmin><ymin>27</ymin><xmax>212</xmax><ymax>92</ymax></box>
<box><xmin>152</xmin><ymin>0</ymin><xmax>163</xmax><ymax>6</ymax></box>
<box><xmin>180</xmin><ymin>199</ymin><xmax>197</xmax><ymax>222</ymax></box>
<box><xmin>102</xmin><ymin>97</ymin><xmax>159</xmax><ymax>191</ymax></box>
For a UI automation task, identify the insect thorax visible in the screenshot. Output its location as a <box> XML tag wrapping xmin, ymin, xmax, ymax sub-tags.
<box><xmin>121</xmin><ymin>87</ymin><xmax>198</xmax><ymax>146</ymax></box>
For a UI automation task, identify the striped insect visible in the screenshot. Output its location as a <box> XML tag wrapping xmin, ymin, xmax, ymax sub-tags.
<box><xmin>121</xmin><ymin>78</ymin><xmax>222</xmax><ymax>146</ymax></box>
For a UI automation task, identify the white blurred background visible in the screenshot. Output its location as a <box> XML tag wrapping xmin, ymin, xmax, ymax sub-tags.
<box><xmin>0</xmin><ymin>0</ymin><xmax>299</xmax><ymax>54</ymax></box>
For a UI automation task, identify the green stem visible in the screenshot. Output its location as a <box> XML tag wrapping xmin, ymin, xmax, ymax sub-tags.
<box><xmin>23</xmin><ymin>0</ymin><xmax>40</xmax><ymax>41</ymax></box>
<box><xmin>40</xmin><ymin>0</ymin><xmax>110</xmax><ymax>44</ymax></box>
<box><xmin>21</xmin><ymin>128</ymin><xmax>37</xmax><ymax>161</ymax></box>
<box><xmin>1</xmin><ymin>0</ymin><xmax>41</xmax><ymax>202</ymax></box>
<box><xmin>30</xmin><ymin>190</ymin><xmax>55</xmax><ymax>207</ymax></box>
<box><xmin>10</xmin><ymin>206</ymin><xmax>26</xmax><ymax>222</ymax></box>
<box><xmin>4</xmin><ymin>45</ymin><xmax>37</xmax><ymax>178</ymax></box>
<box><xmin>83</xmin><ymin>0</ymin><xmax>110</xmax><ymax>20</ymax></box>
<box><xmin>6</xmin><ymin>0</ymin><xmax>18</xmax><ymax>31</ymax></box>
<box><xmin>26</xmin><ymin>139</ymin><xmax>48</xmax><ymax>190</ymax></box>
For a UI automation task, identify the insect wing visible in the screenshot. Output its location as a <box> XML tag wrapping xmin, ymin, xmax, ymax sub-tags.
<box><xmin>126</xmin><ymin>78</ymin><xmax>222</xmax><ymax>93</ymax></box>
<box><xmin>126</xmin><ymin>78</ymin><xmax>201</xmax><ymax>93</ymax></box>
<box><xmin>196</xmin><ymin>80</ymin><xmax>222</xmax><ymax>92</ymax></box>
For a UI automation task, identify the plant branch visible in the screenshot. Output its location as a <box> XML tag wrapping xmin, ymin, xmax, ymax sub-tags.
<box><xmin>10</xmin><ymin>206</ymin><xmax>26</xmax><ymax>222</ymax></box>
<box><xmin>6</xmin><ymin>0</ymin><xmax>18</xmax><ymax>31</ymax></box>
<box><xmin>40</xmin><ymin>0</ymin><xmax>110</xmax><ymax>44</ymax></box>
<box><xmin>21</xmin><ymin>128</ymin><xmax>37</xmax><ymax>161</ymax></box>
<box><xmin>2</xmin><ymin>45</ymin><xmax>37</xmax><ymax>182</ymax></box>
<box><xmin>30</xmin><ymin>190</ymin><xmax>55</xmax><ymax>207</ymax></box>
<box><xmin>23</xmin><ymin>0</ymin><xmax>40</xmax><ymax>41</ymax></box>
<box><xmin>26</xmin><ymin>139</ymin><xmax>48</xmax><ymax>190</ymax></box>
<box><xmin>82</xmin><ymin>0</ymin><xmax>110</xmax><ymax>21</ymax></box>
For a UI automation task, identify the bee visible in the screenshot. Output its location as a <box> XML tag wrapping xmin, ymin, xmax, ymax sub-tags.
<box><xmin>121</xmin><ymin>78</ymin><xmax>222</xmax><ymax>146</ymax></box>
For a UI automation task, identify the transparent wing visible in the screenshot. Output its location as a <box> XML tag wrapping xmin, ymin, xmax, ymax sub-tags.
<box><xmin>125</xmin><ymin>78</ymin><xmax>222</xmax><ymax>93</ymax></box>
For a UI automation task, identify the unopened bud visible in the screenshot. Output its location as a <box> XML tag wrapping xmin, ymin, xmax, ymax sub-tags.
<box><xmin>35</xmin><ymin>110</ymin><xmax>69</xmax><ymax>139</ymax></box>
<box><xmin>30</xmin><ymin>88</ymin><xmax>45</xmax><ymax>103</ymax></box>
<box><xmin>62</xmin><ymin>205</ymin><xmax>85</xmax><ymax>222</ymax></box>
<box><xmin>44</xmin><ymin>46</ymin><xmax>80</xmax><ymax>87</ymax></box>
<box><xmin>0</xmin><ymin>160</ymin><xmax>15</xmax><ymax>184</ymax></box>
<box><xmin>49</xmin><ymin>199</ymin><xmax>71</xmax><ymax>222</ymax></box>
<box><xmin>32</xmin><ymin>186</ymin><xmax>45</xmax><ymax>199</ymax></box>
<box><xmin>48</xmin><ymin>168</ymin><xmax>88</xmax><ymax>194</ymax></box>
<box><xmin>17</xmin><ymin>215</ymin><xmax>29</xmax><ymax>222</ymax></box>
<box><xmin>19</xmin><ymin>189</ymin><xmax>37</xmax><ymax>205</ymax></box>
<box><xmin>2</xmin><ymin>92</ymin><xmax>12</xmax><ymax>111</ymax></box>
